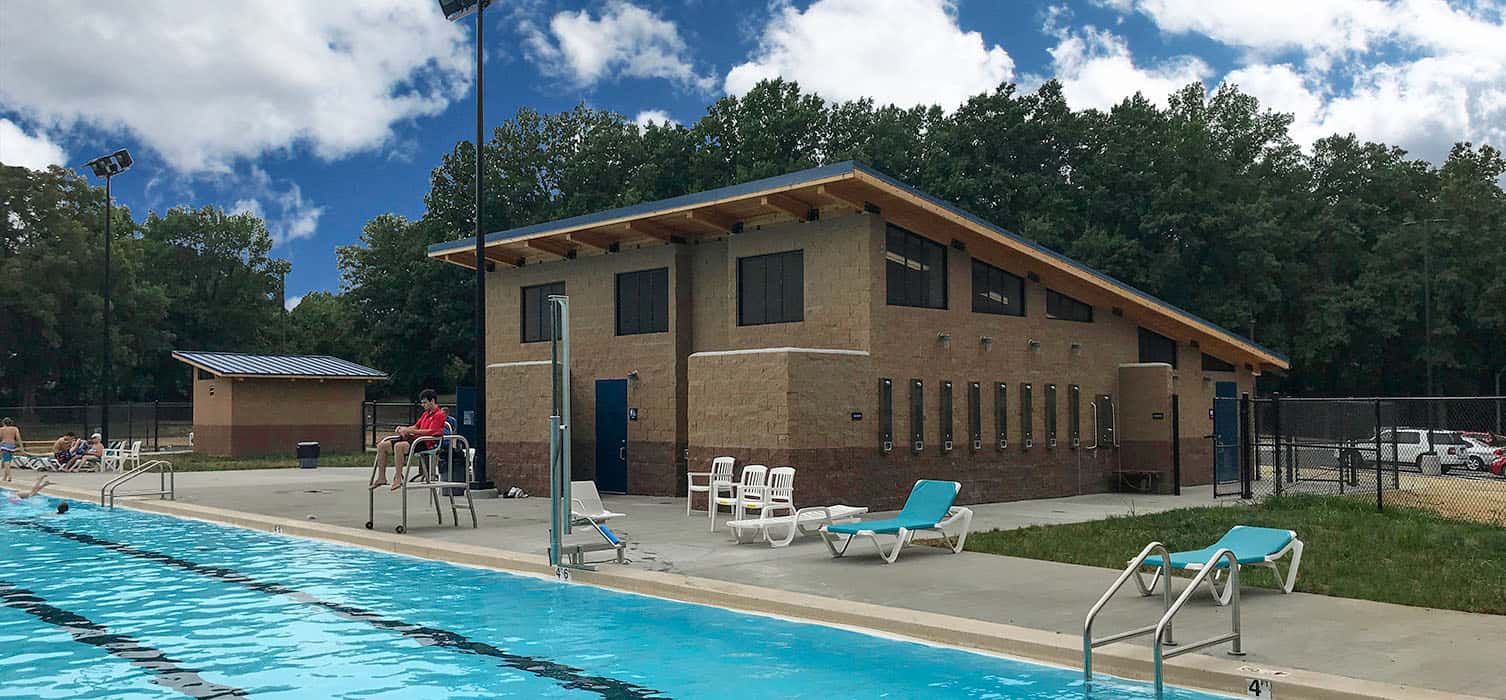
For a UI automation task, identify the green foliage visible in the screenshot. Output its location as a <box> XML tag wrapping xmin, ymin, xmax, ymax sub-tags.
<box><xmin>6</xmin><ymin>77</ymin><xmax>1504</xmax><ymax>406</ymax></box>
<box><xmin>964</xmin><ymin>494</ymin><xmax>1506</xmax><ymax>614</ymax></box>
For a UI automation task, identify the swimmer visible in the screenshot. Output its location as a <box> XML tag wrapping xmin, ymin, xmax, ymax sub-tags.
<box><xmin>5</xmin><ymin>475</ymin><xmax>68</xmax><ymax>514</ymax></box>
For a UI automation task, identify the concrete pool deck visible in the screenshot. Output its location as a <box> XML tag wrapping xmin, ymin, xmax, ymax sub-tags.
<box><xmin>21</xmin><ymin>467</ymin><xmax>1501</xmax><ymax>699</ymax></box>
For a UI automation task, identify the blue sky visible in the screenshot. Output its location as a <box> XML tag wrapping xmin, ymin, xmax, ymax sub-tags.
<box><xmin>2</xmin><ymin>1</ymin><xmax>1502</xmax><ymax>306</ymax></box>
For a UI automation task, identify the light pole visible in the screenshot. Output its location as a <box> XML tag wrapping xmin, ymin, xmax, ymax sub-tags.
<box><xmin>1401</xmin><ymin>217</ymin><xmax>1447</xmax><ymax>397</ymax></box>
<box><xmin>84</xmin><ymin>149</ymin><xmax>133</xmax><ymax>446</ymax></box>
<box><xmin>440</xmin><ymin>0</ymin><xmax>493</xmax><ymax>490</ymax></box>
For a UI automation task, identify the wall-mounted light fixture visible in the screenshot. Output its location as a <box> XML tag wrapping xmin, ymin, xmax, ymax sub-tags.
<box><xmin>1070</xmin><ymin>341</ymin><xmax>1083</xmax><ymax>354</ymax></box>
<box><xmin>1027</xmin><ymin>339</ymin><xmax>1042</xmax><ymax>352</ymax></box>
<box><xmin>627</xmin><ymin>370</ymin><xmax>640</xmax><ymax>381</ymax></box>
<box><xmin>937</xmin><ymin>331</ymin><xmax>951</xmax><ymax>348</ymax></box>
<box><xmin>980</xmin><ymin>335</ymin><xmax>993</xmax><ymax>349</ymax></box>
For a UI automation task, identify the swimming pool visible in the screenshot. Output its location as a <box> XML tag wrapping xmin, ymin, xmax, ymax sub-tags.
<box><xmin>0</xmin><ymin>494</ymin><xmax>1226</xmax><ymax>699</ymax></box>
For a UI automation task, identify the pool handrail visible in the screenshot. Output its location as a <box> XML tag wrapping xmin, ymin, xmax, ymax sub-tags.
<box><xmin>1151</xmin><ymin>548</ymin><xmax>1243</xmax><ymax>695</ymax></box>
<box><xmin>100</xmin><ymin>458</ymin><xmax>175</xmax><ymax>508</ymax></box>
<box><xmin>1083</xmin><ymin>541</ymin><xmax>1175</xmax><ymax>683</ymax></box>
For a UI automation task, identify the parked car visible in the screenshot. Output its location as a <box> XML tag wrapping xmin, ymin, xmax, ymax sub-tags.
<box><xmin>1460</xmin><ymin>434</ymin><xmax>1505</xmax><ymax>471</ymax></box>
<box><xmin>1340</xmin><ymin>428</ymin><xmax>1471</xmax><ymax>473</ymax></box>
<box><xmin>1493</xmin><ymin>452</ymin><xmax>1506</xmax><ymax>476</ymax></box>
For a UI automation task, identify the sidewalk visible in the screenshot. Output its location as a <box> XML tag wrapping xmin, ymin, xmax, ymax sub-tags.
<box><xmin>26</xmin><ymin>467</ymin><xmax>1502</xmax><ymax>698</ymax></box>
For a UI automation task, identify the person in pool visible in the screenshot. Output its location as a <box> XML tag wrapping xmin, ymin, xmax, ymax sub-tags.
<box><xmin>5</xmin><ymin>475</ymin><xmax>68</xmax><ymax>514</ymax></box>
<box><xmin>0</xmin><ymin>417</ymin><xmax>23</xmax><ymax>483</ymax></box>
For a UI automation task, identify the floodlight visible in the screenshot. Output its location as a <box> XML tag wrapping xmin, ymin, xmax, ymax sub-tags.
<box><xmin>438</xmin><ymin>0</ymin><xmax>486</xmax><ymax>21</ymax></box>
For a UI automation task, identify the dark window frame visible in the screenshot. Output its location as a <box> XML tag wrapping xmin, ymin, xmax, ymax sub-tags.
<box><xmin>1138</xmin><ymin>327</ymin><xmax>1179</xmax><ymax>367</ymax></box>
<box><xmin>1045</xmin><ymin>289</ymin><xmax>1093</xmax><ymax>323</ymax></box>
<box><xmin>971</xmin><ymin>259</ymin><xmax>1025</xmax><ymax>316</ymax></box>
<box><xmin>1201</xmin><ymin>353</ymin><xmax>1236</xmax><ymax>372</ymax></box>
<box><xmin>521</xmin><ymin>281</ymin><xmax>565</xmax><ymax>343</ymax></box>
<box><xmin>885</xmin><ymin>224</ymin><xmax>948</xmax><ymax>309</ymax></box>
<box><xmin>738</xmin><ymin>250</ymin><xmax>805</xmax><ymax>326</ymax></box>
<box><xmin>615</xmin><ymin>267</ymin><xmax>670</xmax><ymax>336</ymax></box>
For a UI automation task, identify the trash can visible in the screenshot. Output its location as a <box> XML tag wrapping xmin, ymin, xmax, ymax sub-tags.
<box><xmin>1419</xmin><ymin>453</ymin><xmax>1442</xmax><ymax>476</ymax></box>
<box><xmin>296</xmin><ymin>442</ymin><xmax>320</xmax><ymax>469</ymax></box>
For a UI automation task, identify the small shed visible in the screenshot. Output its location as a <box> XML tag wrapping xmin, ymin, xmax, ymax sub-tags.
<box><xmin>172</xmin><ymin>351</ymin><xmax>387</xmax><ymax>457</ymax></box>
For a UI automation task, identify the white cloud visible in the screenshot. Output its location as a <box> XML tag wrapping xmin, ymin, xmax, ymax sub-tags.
<box><xmin>633</xmin><ymin>110</ymin><xmax>677</xmax><ymax>128</ymax></box>
<box><xmin>1111</xmin><ymin>0</ymin><xmax>1506</xmax><ymax>162</ymax></box>
<box><xmin>0</xmin><ymin>119</ymin><xmax>68</xmax><ymax>170</ymax></box>
<box><xmin>284</xmin><ymin>294</ymin><xmax>304</xmax><ymax>312</ymax></box>
<box><xmin>0</xmin><ymin>1</ymin><xmax>473</xmax><ymax>173</ymax></box>
<box><xmin>232</xmin><ymin>167</ymin><xmax>326</xmax><ymax>248</ymax></box>
<box><xmin>523</xmin><ymin>1</ymin><xmax>712</xmax><ymax>90</ymax></box>
<box><xmin>725</xmin><ymin>0</ymin><xmax>1014</xmax><ymax>110</ymax></box>
<box><xmin>1043</xmin><ymin>26</ymin><xmax>1211</xmax><ymax>110</ymax></box>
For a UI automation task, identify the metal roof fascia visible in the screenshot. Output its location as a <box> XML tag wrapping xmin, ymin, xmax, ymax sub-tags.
<box><xmin>424</xmin><ymin>161</ymin><xmax>863</xmax><ymax>257</ymax></box>
<box><xmin>849</xmin><ymin>163</ymin><xmax>1291</xmax><ymax>368</ymax></box>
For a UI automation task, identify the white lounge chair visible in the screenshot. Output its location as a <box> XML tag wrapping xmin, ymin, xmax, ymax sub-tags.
<box><xmin>570</xmin><ymin>480</ymin><xmax>625</xmax><ymax>523</ymax></box>
<box><xmin>728</xmin><ymin>504</ymin><xmax>868</xmax><ymax>547</ymax></box>
<box><xmin>711</xmin><ymin>464</ymin><xmax>765</xmax><ymax>532</ymax></box>
<box><xmin>686</xmin><ymin>456</ymin><xmax>735</xmax><ymax>516</ymax></box>
<box><xmin>1135</xmin><ymin>525</ymin><xmax>1305</xmax><ymax>605</ymax></box>
<box><xmin>820</xmin><ymin>480</ymin><xmax>973</xmax><ymax>564</ymax></box>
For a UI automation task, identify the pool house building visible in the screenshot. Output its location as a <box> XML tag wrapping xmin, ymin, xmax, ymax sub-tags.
<box><xmin>427</xmin><ymin>162</ymin><xmax>1290</xmax><ymax>509</ymax></box>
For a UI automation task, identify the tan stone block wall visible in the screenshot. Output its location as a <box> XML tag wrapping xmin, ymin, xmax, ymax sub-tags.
<box><xmin>485</xmin><ymin>244</ymin><xmax>685</xmax><ymax>495</ymax></box>
<box><xmin>193</xmin><ymin>373</ymin><xmax>232</xmax><ymax>425</ymax></box>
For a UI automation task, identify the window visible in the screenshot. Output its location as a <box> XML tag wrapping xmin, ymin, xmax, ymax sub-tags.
<box><xmin>1046</xmin><ymin>289</ymin><xmax>1093</xmax><ymax>322</ymax></box>
<box><xmin>1201</xmin><ymin>353</ymin><xmax>1236</xmax><ymax>372</ymax></box>
<box><xmin>196</xmin><ymin>369</ymin><xmax>213</xmax><ymax>381</ymax></box>
<box><xmin>1138</xmin><ymin>327</ymin><xmax>1178</xmax><ymax>367</ymax></box>
<box><xmin>616</xmin><ymin>268</ymin><xmax>669</xmax><ymax>336</ymax></box>
<box><xmin>738</xmin><ymin>251</ymin><xmax>804</xmax><ymax>325</ymax></box>
<box><xmin>972</xmin><ymin>260</ymin><xmax>1024</xmax><ymax>316</ymax></box>
<box><xmin>521</xmin><ymin>281</ymin><xmax>565</xmax><ymax>343</ymax></box>
<box><xmin>886</xmin><ymin>224</ymin><xmax>947</xmax><ymax>309</ymax></box>
<box><xmin>1394</xmin><ymin>431</ymin><xmax>1422</xmax><ymax>445</ymax></box>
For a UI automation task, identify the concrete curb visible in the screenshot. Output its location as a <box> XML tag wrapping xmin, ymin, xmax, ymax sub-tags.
<box><xmin>40</xmin><ymin>485</ymin><xmax>1484</xmax><ymax>700</ymax></box>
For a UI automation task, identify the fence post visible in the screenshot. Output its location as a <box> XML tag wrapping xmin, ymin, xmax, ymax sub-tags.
<box><xmin>1240</xmin><ymin>392</ymin><xmax>1253</xmax><ymax>500</ymax></box>
<box><xmin>126</xmin><ymin>402</ymin><xmax>133</xmax><ymax>445</ymax></box>
<box><xmin>1391</xmin><ymin>414</ymin><xmax>1400</xmax><ymax>489</ymax></box>
<box><xmin>1170</xmin><ymin>394</ymin><xmax>1181</xmax><ymax>496</ymax></box>
<box><xmin>153</xmin><ymin>400</ymin><xmax>160</xmax><ymax>451</ymax></box>
<box><xmin>1374</xmin><ymin>398</ymin><xmax>1384</xmax><ymax>513</ymax></box>
<box><xmin>1272</xmin><ymin>393</ymin><xmax>1283</xmax><ymax>496</ymax></box>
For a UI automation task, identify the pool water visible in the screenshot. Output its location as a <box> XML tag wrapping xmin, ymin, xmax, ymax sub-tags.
<box><xmin>0</xmin><ymin>494</ymin><xmax>1225</xmax><ymax>699</ymax></box>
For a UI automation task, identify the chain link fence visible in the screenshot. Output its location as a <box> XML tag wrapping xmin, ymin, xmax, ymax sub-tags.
<box><xmin>361</xmin><ymin>401</ymin><xmax>457</xmax><ymax>449</ymax></box>
<box><xmin>0</xmin><ymin>402</ymin><xmax>193</xmax><ymax>452</ymax></box>
<box><xmin>1247</xmin><ymin>396</ymin><xmax>1506</xmax><ymax>525</ymax></box>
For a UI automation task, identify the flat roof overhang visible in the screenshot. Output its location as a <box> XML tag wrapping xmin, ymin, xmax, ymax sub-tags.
<box><xmin>427</xmin><ymin>161</ymin><xmax>1289</xmax><ymax>372</ymax></box>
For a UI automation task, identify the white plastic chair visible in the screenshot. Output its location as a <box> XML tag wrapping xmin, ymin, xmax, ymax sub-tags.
<box><xmin>687</xmin><ymin>456</ymin><xmax>735</xmax><ymax>516</ymax></box>
<box><xmin>743</xmin><ymin>466</ymin><xmax>795</xmax><ymax>519</ymax></box>
<box><xmin>571</xmin><ymin>480</ymin><xmax>625</xmax><ymax>523</ymax></box>
<box><xmin>711</xmin><ymin>464</ymin><xmax>765</xmax><ymax>532</ymax></box>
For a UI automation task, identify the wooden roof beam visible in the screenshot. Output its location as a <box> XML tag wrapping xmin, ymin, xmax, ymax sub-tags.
<box><xmin>624</xmin><ymin>220</ymin><xmax>682</xmax><ymax>242</ymax></box>
<box><xmin>682</xmin><ymin>208</ymin><xmax>738</xmax><ymax>235</ymax></box>
<box><xmin>484</xmin><ymin>246</ymin><xmax>526</xmax><ymax>268</ymax></box>
<box><xmin>759</xmin><ymin>193</ymin><xmax>815</xmax><ymax>221</ymax></box>
<box><xmin>525</xmin><ymin>237</ymin><xmax>575</xmax><ymax>258</ymax></box>
<box><xmin>816</xmin><ymin>182</ymin><xmax>869</xmax><ymax>210</ymax></box>
<box><xmin>567</xmin><ymin>230</ymin><xmax>618</xmax><ymax>251</ymax></box>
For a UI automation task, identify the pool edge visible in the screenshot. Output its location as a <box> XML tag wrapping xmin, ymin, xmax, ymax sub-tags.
<box><xmin>40</xmin><ymin>485</ymin><xmax>1483</xmax><ymax>700</ymax></box>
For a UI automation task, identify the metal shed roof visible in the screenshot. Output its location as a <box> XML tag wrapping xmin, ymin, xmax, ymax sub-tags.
<box><xmin>171</xmin><ymin>351</ymin><xmax>387</xmax><ymax>380</ymax></box>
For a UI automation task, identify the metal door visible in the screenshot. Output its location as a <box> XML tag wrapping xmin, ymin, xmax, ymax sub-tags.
<box><xmin>594</xmin><ymin>379</ymin><xmax>628</xmax><ymax>493</ymax></box>
<box><xmin>1213</xmin><ymin>381</ymin><xmax>1241</xmax><ymax>496</ymax></box>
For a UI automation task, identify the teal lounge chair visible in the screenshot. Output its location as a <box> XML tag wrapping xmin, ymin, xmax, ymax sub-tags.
<box><xmin>1134</xmin><ymin>525</ymin><xmax>1304</xmax><ymax>605</ymax></box>
<box><xmin>819</xmin><ymin>480</ymin><xmax>973</xmax><ymax>564</ymax></box>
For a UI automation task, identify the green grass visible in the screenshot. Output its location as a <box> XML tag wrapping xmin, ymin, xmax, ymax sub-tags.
<box><xmin>965</xmin><ymin>495</ymin><xmax>1506</xmax><ymax>614</ymax></box>
<box><xmin>163</xmin><ymin>452</ymin><xmax>371</xmax><ymax>472</ymax></box>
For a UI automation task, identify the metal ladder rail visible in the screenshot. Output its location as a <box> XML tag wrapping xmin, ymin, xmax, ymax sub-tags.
<box><xmin>99</xmin><ymin>459</ymin><xmax>175</xmax><ymax>508</ymax></box>
<box><xmin>1083</xmin><ymin>542</ymin><xmax>1176</xmax><ymax>682</ymax></box>
<box><xmin>1151</xmin><ymin>549</ymin><xmax>1243</xmax><ymax>696</ymax></box>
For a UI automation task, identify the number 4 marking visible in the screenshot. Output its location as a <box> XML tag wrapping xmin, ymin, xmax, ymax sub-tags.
<box><xmin>1246</xmin><ymin>679</ymin><xmax>1273</xmax><ymax>698</ymax></box>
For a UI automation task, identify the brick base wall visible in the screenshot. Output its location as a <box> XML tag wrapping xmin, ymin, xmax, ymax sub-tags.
<box><xmin>486</xmin><ymin>439</ymin><xmax>682</xmax><ymax>497</ymax></box>
<box><xmin>689</xmin><ymin>445</ymin><xmax>1121</xmax><ymax>511</ymax></box>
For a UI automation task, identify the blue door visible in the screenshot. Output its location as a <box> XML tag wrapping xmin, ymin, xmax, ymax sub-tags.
<box><xmin>1213</xmin><ymin>381</ymin><xmax>1240</xmax><ymax>489</ymax></box>
<box><xmin>594</xmin><ymin>379</ymin><xmax>628</xmax><ymax>493</ymax></box>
